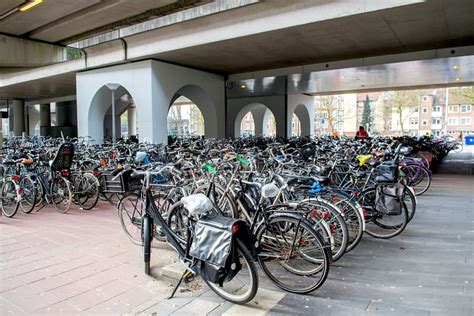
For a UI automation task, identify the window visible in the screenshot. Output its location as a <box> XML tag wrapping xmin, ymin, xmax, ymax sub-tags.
<box><xmin>409</xmin><ymin>118</ymin><xmax>419</xmax><ymax>125</ymax></box>
<box><xmin>422</xmin><ymin>120</ymin><xmax>428</xmax><ymax>126</ymax></box>
<box><xmin>460</xmin><ymin>104</ymin><xmax>472</xmax><ymax>113</ymax></box>
<box><xmin>448</xmin><ymin>117</ymin><xmax>459</xmax><ymax>126</ymax></box>
<box><xmin>448</xmin><ymin>105</ymin><xmax>459</xmax><ymax>113</ymax></box>
<box><xmin>422</xmin><ymin>96</ymin><xmax>429</xmax><ymax>102</ymax></box>
<box><xmin>460</xmin><ymin>117</ymin><xmax>471</xmax><ymax>125</ymax></box>
<box><xmin>433</xmin><ymin>106</ymin><xmax>441</xmax><ymax>112</ymax></box>
<box><xmin>432</xmin><ymin>118</ymin><xmax>441</xmax><ymax>125</ymax></box>
<box><xmin>422</xmin><ymin>107</ymin><xmax>428</xmax><ymax>113</ymax></box>
<box><xmin>412</xmin><ymin>107</ymin><xmax>419</xmax><ymax>113</ymax></box>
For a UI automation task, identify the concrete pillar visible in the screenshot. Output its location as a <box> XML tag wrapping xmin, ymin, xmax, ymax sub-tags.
<box><xmin>56</xmin><ymin>101</ymin><xmax>72</xmax><ymax>126</ymax></box>
<box><xmin>251</xmin><ymin>107</ymin><xmax>267</xmax><ymax>136</ymax></box>
<box><xmin>54</xmin><ymin>101</ymin><xmax>77</xmax><ymax>138</ymax></box>
<box><xmin>287</xmin><ymin>94</ymin><xmax>315</xmax><ymax>137</ymax></box>
<box><xmin>40</xmin><ymin>103</ymin><xmax>51</xmax><ymax>136</ymax></box>
<box><xmin>128</xmin><ymin>106</ymin><xmax>137</xmax><ymax>135</ymax></box>
<box><xmin>9</xmin><ymin>99</ymin><xmax>25</xmax><ymax>136</ymax></box>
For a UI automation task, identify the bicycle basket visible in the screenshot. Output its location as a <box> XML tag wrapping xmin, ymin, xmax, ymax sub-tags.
<box><xmin>375</xmin><ymin>162</ymin><xmax>398</xmax><ymax>183</ymax></box>
<box><xmin>190</xmin><ymin>215</ymin><xmax>244</xmax><ymax>285</ymax></box>
<box><xmin>50</xmin><ymin>142</ymin><xmax>74</xmax><ymax>171</ymax></box>
<box><xmin>375</xmin><ymin>183</ymin><xmax>404</xmax><ymax>216</ymax></box>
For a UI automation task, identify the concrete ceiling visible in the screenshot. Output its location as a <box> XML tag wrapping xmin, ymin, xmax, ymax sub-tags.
<box><xmin>0</xmin><ymin>0</ymin><xmax>193</xmax><ymax>43</ymax></box>
<box><xmin>0</xmin><ymin>0</ymin><xmax>473</xmax><ymax>102</ymax></box>
<box><xmin>227</xmin><ymin>55</ymin><xmax>474</xmax><ymax>98</ymax></box>
<box><xmin>151</xmin><ymin>0</ymin><xmax>474</xmax><ymax>73</ymax></box>
<box><xmin>0</xmin><ymin>72</ymin><xmax>77</xmax><ymax>100</ymax></box>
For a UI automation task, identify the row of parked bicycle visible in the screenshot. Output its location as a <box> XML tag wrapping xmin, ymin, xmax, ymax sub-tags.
<box><xmin>0</xmin><ymin>135</ymin><xmax>449</xmax><ymax>304</ymax></box>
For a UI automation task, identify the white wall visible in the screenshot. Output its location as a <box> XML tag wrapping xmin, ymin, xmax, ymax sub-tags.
<box><xmin>227</xmin><ymin>95</ymin><xmax>286</xmax><ymax>138</ymax></box>
<box><xmin>76</xmin><ymin>60</ymin><xmax>225</xmax><ymax>143</ymax></box>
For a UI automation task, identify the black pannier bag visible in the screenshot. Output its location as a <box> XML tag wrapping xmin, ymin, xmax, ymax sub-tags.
<box><xmin>375</xmin><ymin>162</ymin><xmax>398</xmax><ymax>183</ymax></box>
<box><xmin>375</xmin><ymin>183</ymin><xmax>404</xmax><ymax>216</ymax></box>
<box><xmin>190</xmin><ymin>215</ymin><xmax>247</xmax><ymax>286</ymax></box>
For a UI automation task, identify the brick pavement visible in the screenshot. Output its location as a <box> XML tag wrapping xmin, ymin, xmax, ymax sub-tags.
<box><xmin>0</xmin><ymin>175</ymin><xmax>473</xmax><ymax>315</ymax></box>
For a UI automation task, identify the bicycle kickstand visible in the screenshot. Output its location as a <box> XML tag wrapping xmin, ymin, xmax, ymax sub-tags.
<box><xmin>167</xmin><ymin>270</ymin><xmax>193</xmax><ymax>299</ymax></box>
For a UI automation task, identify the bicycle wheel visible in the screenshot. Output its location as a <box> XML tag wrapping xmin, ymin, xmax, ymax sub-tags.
<box><xmin>301</xmin><ymin>199</ymin><xmax>348</xmax><ymax>262</ymax></box>
<box><xmin>77</xmin><ymin>173</ymin><xmax>100</xmax><ymax>210</ymax></box>
<box><xmin>330</xmin><ymin>194</ymin><xmax>364</xmax><ymax>253</ymax></box>
<box><xmin>412</xmin><ymin>167</ymin><xmax>431</xmax><ymax>196</ymax></box>
<box><xmin>19</xmin><ymin>176</ymin><xmax>36</xmax><ymax>214</ymax></box>
<box><xmin>118</xmin><ymin>193</ymin><xmax>144</xmax><ymax>245</ymax></box>
<box><xmin>358</xmin><ymin>187</ymin><xmax>409</xmax><ymax>239</ymax></box>
<box><xmin>142</xmin><ymin>215</ymin><xmax>152</xmax><ymax>275</ymax></box>
<box><xmin>1</xmin><ymin>179</ymin><xmax>19</xmax><ymax>218</ymax></box>
<box><xmin>203</xmin><ymin>240</ymin><xmax>258</xmax><ymax>304</ymax></box>
<box><xmin>256</xmin><ymin>214</ymin><xmax>330</xmax><ymax>294</ymax></box>
<box><xmin>404</xmin><ymin>187</ymin><xmax>417</xmax><ymax>222</ymax></box>
<box><xmin>31</xmin><ymin>175</ymin><xmax>45</xmax><ymax>207</ymax></box>
<box><xmin>50</xmin><ymin>177</ymin><xmax>72</xmax><ymax>213</ymax></box>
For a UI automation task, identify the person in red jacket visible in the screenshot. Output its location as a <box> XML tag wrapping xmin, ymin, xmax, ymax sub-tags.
<box><xmin>355</xmin><ymin>126</ymin><xmax>368</xmax><ymax>140</ymax></box>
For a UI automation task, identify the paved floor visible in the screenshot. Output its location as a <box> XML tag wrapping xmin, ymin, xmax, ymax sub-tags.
<box><xmin>0</xmin><ymin>174</ymin><xmax>473</xmax><ymax>315</ymax></box>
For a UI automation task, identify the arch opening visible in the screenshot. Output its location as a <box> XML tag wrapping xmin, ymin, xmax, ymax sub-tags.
<box><xmin>291</xmin><ymin>104</ymin><xmax>311</xmax><ymax>137</ymax></box>
<box><xmin>168</xmin><ymin>85</ymin><xmax>217</xmax><ymax>139</ymax></box>
<box><xmin>88</xmin><ymin>84</ymin><xmax>138</xmax><ymax>142</ymax></box>
<box><xmin>235</xmin><ymin>103</ymin><xmax>276</xmax><ymax>137</ymax></box>
<box><xmin>167</xmin><ymin>96</ymin><xmax>205</xmax><ymax>138</ymax></box>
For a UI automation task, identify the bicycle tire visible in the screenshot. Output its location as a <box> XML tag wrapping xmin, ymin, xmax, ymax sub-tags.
<box><xmin>50</xmin><ymin>176</ymin><xmax>72</xmax><ymax>213</ymax></box>
<box><xmin>1</xmin><ymin>179</ymin><xmax>19</xmax><ymax>218</ymax></box>
<box><xmin>118</xmin><ymin>193</ymin><xmax>144</xmax><ymax>245</ymax></box>
<box><xmin>77</xmin><ymin>173</ymin><xmax>100</xmax><ymax>210</ymax></box>
<box><xmin>359</xmin><ymin>187</ymin><xmax>409</xmax><ymax>239</ymax></box>
<box><xmin>203</xmin><ymin>239</ymin><xmax>259</xmax><ymax>304</ymax></box>
<box><xmin>143</xmin><ymin>215</ymin><xmax>152</xmax><ymax>275</ymax></box>
<box><xmin>256</xmin><ymin>214</ymin><xmax>330</xmax><ymax>294</ymax></box>
<box><xmin>19</xmin><ymin>176</ymin><xmax>36</xmax><ymax>214</ymax></box>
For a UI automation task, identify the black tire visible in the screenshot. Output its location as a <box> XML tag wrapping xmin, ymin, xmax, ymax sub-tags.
<box><xmin>19</xmin><ymin>176</ymin><xmax>36</xmax><ymax>214</ymax></box>
<box><xmin>331</xmin><ymin>195</ymin><xmax>365</xmax><ymax>253</ymax></box>
<box><xmin>143</xmin><ymin>215</ymin><xmax>152</xmax><ymax>275</ymax></box>
<box><xmin>256</xmin><ymin>214</ymin><xmax>331</xmax><ymax>294</ymax></box>
<box><xmin>50</xmin><ymin>176</ymin><xmax>72</xmax><ymax>213</ymax></box>
<box><xmin>118</xmin><ymin>193</ymin><xmax>144</xmax><ymax>245</ymax></box>
<box><xmin>1</xmin><ymin>179</ymin><xmax>19</xmax><ymax>218</ymax></box>
<box><xmin>301</xmin><ymin>199</ymin><xmax>349</xmax><ymax>262</ymax></box>
<box><xmin>203</xmin><ymin>240</ymin><xmax>258</xmax><ymax>304</ymax></box>
<box><xmin>77</xmin><ymin>173</ymin><xmax>100</xmax><ymax>210</ymax></box>
<box><xmin>359</xmin><ymin>187</ymin><xmax>409</xmax><ymax>239</ymax></box>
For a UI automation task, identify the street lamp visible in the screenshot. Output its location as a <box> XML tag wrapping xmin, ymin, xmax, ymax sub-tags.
<box><xmin>105</xmin><ymin>83</ymin><xmax>121</xmax><ymax>144</ymax></box>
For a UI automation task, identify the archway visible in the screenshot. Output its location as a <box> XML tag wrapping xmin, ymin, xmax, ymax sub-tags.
<box><xmin>291</xmin><ymin>114</ymin><xmax>301</xmax><ymax>136</ymax></box>
<box><xmin>235</xmin><ymin>103</ymin><xmax>276</xmax><ymax>137</ymax></box>
<box><xmin>88</xmin><ymin>84</ymin><xmax>138</xmax><ymax>142</ymax></box>
<box><xmin>167</xmin><ymin>96</ymin><xmax>204</xmax><ymax>138</ymax></box>
<box><xmin>240</xmin><ymin>111</ymin><xmax>255</xmax><ymax>136</ymax></box>
<box><xmin>292</xmin><ymin>104</ymin><xmax>311</xmax><ymax>136</ymax></box>
<box><xmin>169</xmin><ymin>85</ymin><xmax>217</xmax><ymax>139</ymax></box>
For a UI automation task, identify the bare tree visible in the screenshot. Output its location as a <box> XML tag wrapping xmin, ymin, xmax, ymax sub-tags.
<box><xmin>168</xmin><ymin>104</ymin><xmax>183</xmax><ymax>136</ymax></box>
<box><xmin>384</xmin><ymin>90</ymin><xmax>420</xmax><ymax>134</ymax></box>
<box><xmin>317</xmin><ymin>95</ymin><xmax>355</xmax><ymax>133</ymax></box>
<box><xmin>453</xmin><ymin>86</ymin><xmax>474</xmax><ymax>104</ymax></box>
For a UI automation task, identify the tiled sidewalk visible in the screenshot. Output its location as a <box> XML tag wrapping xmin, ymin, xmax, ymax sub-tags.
<box><xmin>0</xmin><ymin>202</ymin><xmax>178</xmax><ymax>314</ymax></box>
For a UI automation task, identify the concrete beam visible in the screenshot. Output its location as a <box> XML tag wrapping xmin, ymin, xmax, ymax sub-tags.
<box><xmin>0</xmin><ymin>35</ymin><xmax>83</xmax><ymax>68</ymax></box>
